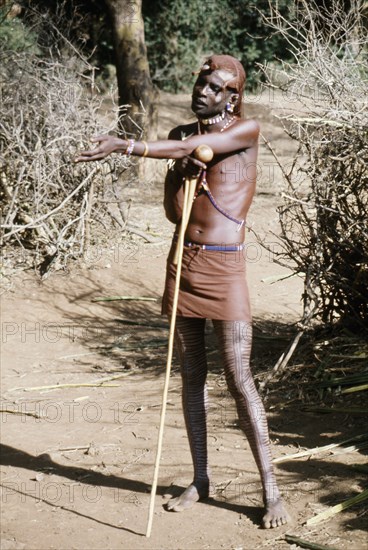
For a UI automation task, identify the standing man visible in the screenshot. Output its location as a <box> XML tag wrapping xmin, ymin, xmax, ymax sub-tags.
<box><xmin>76</xmin><ymin>54</ymin><xmax>289</xmax><ymax>529</ymax></box>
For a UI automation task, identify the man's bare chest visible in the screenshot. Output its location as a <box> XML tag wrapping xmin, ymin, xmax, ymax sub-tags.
<box><xmin>206</xmin><ymin>150</ymin><xmax>257</xmax><ymax>190</ymax></box>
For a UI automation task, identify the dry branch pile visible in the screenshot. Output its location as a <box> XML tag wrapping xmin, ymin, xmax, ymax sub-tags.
<box><xmin>0</xmin><ymin>43</ymin><xmax>133</xmax><ymax>276</ymax></box>
<box><xmin>261</xmin><ymin>0</ymin><xmax>368</xmax><ymax>331</ymax></box>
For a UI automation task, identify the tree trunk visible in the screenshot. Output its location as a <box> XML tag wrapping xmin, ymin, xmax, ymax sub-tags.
<box><xmin>104</xmin><ymin>0</ymin><xmax>158</xmax><ymax>143</ymax></box>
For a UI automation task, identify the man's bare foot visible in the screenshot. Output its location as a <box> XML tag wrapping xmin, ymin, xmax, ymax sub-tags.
<box><xmin>166</xmin><ymin>482</ymin><xmax>209</xmax><ymax>512</ymax></box>
<box><xmin>262</xmin><ymin>498</ymin><xmax>290</xmax><ymax>529</ymax></box>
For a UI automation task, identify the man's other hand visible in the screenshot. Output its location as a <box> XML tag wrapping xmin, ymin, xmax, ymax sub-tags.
<box><xmin>175</xmin><ymin>156</ymin><xmax>206</xmax><ymax>178</ymax></box>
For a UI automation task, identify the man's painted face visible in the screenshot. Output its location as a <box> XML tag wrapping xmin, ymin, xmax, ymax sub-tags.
<box><xmin>191</xmin><ymin>69</ymin><xmax>237</xmax><ymax>118</ymax></box>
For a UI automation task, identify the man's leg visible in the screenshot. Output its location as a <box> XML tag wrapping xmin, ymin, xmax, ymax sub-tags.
<box><xmin>166</xmin><ymin>316</ymin><xmax>210</xmax><ymax>512</ymax></box>
<box><xmin>212</xmin><ymin>320</ymin><xmax>289</xmax><ymax>528</ymax></box>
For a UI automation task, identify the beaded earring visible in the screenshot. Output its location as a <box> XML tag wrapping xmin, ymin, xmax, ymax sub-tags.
<box><xmin>226</xmin><ymin>102</ymin><xmax>234</xmax><ymax>113</ymax></box>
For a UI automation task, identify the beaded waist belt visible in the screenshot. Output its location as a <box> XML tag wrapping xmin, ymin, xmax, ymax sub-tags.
<box><xmin>174</xmin><ymin>235</ymin><xmax>245</xmax><ymax>252</ymax></box>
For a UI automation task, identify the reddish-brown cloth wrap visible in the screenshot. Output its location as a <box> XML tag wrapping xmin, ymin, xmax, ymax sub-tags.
<box><xmin>162</xmin><ymin>239</ymin><xmax>251</xmax><ymax>321</ymax></box>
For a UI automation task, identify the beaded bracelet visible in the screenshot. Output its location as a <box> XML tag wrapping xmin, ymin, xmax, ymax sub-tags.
<box><xmin>125</xmin><ymin>139</ymin><xmax>135</xmax><ymax>156</ymax></box>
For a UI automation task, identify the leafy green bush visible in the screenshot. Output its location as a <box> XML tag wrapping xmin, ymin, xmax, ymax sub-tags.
<box><xmin>13</xmin><ymin>0</ymin><xmax>295</xmax><ymax>93</ymax></box>
<box><xmin>0</xmin><ymin>5</ymin><xmax>40</xmax><ymax>54</ymax></box>
<box><xmin>142</xmin><ymin>0</ymin><xmax>294</xmax><ymax>92</ymax></box>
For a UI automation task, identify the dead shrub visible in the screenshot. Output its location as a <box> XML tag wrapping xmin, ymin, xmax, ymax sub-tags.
<box><xmin>260</xmin><ymin>0</ymin><xmax>368</xmax><ymax>332</ymax></box>
<box><xmin>0</xmin><ymin>15</ymin><xmax>134</xmax><ymax>276</ymax></box>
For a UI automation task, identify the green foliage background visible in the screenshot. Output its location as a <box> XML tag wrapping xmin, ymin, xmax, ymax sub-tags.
<box><xmin>0</xmin><ymin>4</ymin><xmax>39</xmax><ymax>53</ymax></box>
<box><xmin>142</xmin><ymin>0</ymin><xmax>294</xmax><ymax>91</ymax></box>
<box><xmin>4</xmin><ymin>1</ymin><xmax>294</xmax><ymax>92</ymax></box>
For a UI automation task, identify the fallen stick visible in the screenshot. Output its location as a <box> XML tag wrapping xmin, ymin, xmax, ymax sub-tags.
<box><xmin>56</xmin><ymin>445</ymin><xmax>90</xmax><ymax>452</ymax></box>
<box><xmin>285</xmin><ymin>534</ymin><xmax>338</xmax><ymax>550</ymax></box>
<box><xmin>92</xmin><ymin>296</ymin><xmax>157</xmax><ymax>302</ymax></box>
<box><xmin>146</xmin><ymin>145</ymin><xmax>213</xmax><ymax>538</ymax></box>
<box><xmin>259</xmin><ymin>329</ymin><xmax>305</xmax><ymax>390</ymax></box>
<box><xmin>8</xmin><ymin>372</ymin><xmax>130</xmax><ymax>392</ymax></box>
<box><xmin>10</xmin><ymin>382</ymin><xmax>120</xmax><ymax>392</ymax></box>
<box><xmin>115</xmin><ymin>319</ymin><xmax>168</xmax><ymax>329</ymax></box>
<box><xmin>0</xmin><ymin>408</ymin><xmax>45</xmax><ymax>419</ymax></box>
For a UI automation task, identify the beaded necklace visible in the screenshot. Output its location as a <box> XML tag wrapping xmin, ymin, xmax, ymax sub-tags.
<box><xmin>197</xmin><ymin>115</ymin><xmax>235</xmax><ymax>135</ymax></box>
<box><xmin>219</xmin><ymin>115</ymin><xmax>235</xmax><ymax>132</ymax></box>
<box><xmin>199</xmin><ymin>111</ymin><xmax>226</xmax><ymax>125</ymax></box>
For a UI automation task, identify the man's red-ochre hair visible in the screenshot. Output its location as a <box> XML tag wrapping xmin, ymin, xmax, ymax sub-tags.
<box><xmin>196</xmin><ymin>54</ymin><xmax>246</xmax><ymax>116</ymax></box>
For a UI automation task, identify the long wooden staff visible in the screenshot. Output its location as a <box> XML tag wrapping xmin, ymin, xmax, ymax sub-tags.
<box><xmin>146</xmin><ymin>144</ymin><xmax>213</xmax><ymax>538</ymax></box>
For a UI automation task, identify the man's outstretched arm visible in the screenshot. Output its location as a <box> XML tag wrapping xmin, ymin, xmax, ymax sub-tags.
<box><xmin>74</xmin><ymin>119</ymin><xmax>259</xmax><ymax>163</ymax></box>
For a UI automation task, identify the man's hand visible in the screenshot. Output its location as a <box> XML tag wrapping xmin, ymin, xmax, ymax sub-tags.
<box><xmin>175</xmin><ymin>155</ymin><xmax>207</xmax><ymax>178</ymax></box>
<box><xmin>74</xmin><ymin>134</ymin><xmax>126</xmax><ymax>163</ymax></box>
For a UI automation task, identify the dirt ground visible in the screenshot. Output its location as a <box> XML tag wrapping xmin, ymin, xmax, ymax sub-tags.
<box><xmin>1</xmin><ymin>91</ymin><xmax>367</xmax><ymax>550</ymax></box>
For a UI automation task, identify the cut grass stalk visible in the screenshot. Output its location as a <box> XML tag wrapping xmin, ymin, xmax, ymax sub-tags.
<box><xmin>273</xmin><ymin>433</ymin><xmax>367</xmax><ymax>463</ymax></box>
<box><xmin>330</xmin><ymin>441</ymin><xmax>368</xmax><ymax>456</ymax></box>
<box><xmin>317</xmin><ymin>374</ymin><xmax>368</xmax><ymax>388</ymax></box>
<box><xmin>340</xmin><ymin>384</ymin><xmax>368</xmax><ymax>394</ymax></box>
<box><xmin>306</xmin><ymin>488</ymin><xmax>368</xmax><ymax>526</ymax></box>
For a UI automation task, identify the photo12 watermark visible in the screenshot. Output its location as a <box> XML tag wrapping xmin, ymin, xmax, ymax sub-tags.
<box><xmin>0</xmin><ymin>400</ymin><xmax>144</xmax><ymax>425</ymax></box>
<box><xmin>1</xmin><ymin>481</ymin><xmax>145</xmax><ymax>507</ymax></box>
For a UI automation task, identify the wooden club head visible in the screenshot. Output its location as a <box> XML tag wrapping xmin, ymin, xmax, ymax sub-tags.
<box><xmin>194</xmin><ymin>144</ymin><xmax>214</xmax><ymax>163</ymax></box>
